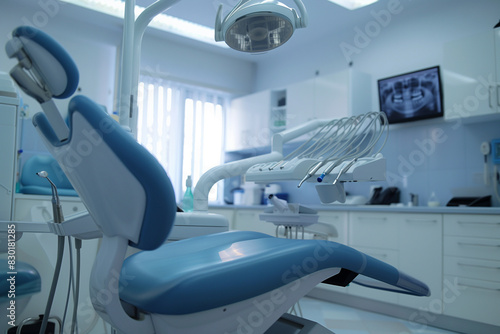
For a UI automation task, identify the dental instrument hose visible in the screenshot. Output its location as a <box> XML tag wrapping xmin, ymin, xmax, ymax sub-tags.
<box><xmin>39</xmin><ymin>236</ymin><xmax>65</xmax><ymax>334</ymax></box>
<box><xmin>37</xmin><ymin>171</ymin><xmax>65</xmax><ymax>334</ymax></box>
<box><xmin>71</xmin><ymin>238</ymin><xmax>82</xmax><ymax>334</ymax></box>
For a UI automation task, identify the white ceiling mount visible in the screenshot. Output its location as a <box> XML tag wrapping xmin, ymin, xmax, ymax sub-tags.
<box><xmin>327</xmin><ymin>0</ymin><xmax>378</xmax><ymax>10</ymax></box>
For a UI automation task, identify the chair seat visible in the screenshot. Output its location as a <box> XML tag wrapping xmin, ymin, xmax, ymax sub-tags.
<box><xmin>0</xmin><ymin>260</ymin><xmax>41</xmax><ymax>302</ymax></box>
<box><xmin>119</xmin><ymin>231</ymin><xmax>421</xmax><ymax>316</ymax></box>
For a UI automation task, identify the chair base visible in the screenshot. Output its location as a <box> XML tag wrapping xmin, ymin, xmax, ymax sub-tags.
<box><xmin>265</xmin><ymin>313</ymin><xmax>334</xmax><ymax>334</ymax></box>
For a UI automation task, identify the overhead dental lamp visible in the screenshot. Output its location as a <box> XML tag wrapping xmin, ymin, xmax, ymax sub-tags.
<box><xmin>215</xmin><ymin>0</ymin><xmax>308</xmax><ymax>52</ymax></box>
<box><xmin>117</xmin><ymin>0</ymin><xmax>308</xmax><ymax>132</ymax></box>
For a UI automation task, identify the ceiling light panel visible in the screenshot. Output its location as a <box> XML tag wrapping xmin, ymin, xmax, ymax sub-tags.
<box><xmin>59</xmin><ymin>0</ymin><xmax>224</xmax><ymax>47</ymax></box>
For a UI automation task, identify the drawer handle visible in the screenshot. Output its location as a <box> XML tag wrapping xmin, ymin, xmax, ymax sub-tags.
<box><xmin>405</xmin><ymin>219</ymin><xmax>438</xmax><ymax>223</ymax></box>
<box><xmin>457</xmin><ymin>283</ymin><xmax>500</xmax><ymax>292</ymax></box>
<box><xmin>357</xmin><ymin>217</ymin><xmax>387</xmax><ymax>222</ymax></box>
<box><xmin>458</xmin><ymin>262</ymin><xmax>500</xmax><ymax>270</ymax></box>
<box><xmin>457</xmin><ymin>221</ymin><xmax>500</xmax><ymax>225</ymax></box>
<box><xmin>458</xmin><ymin>241</ymin><xmax>500</xmax><ymax>248</ymax></box>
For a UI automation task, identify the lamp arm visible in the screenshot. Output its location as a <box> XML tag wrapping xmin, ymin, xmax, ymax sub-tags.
<box><xmin>118</xmin><ymin>0</ymin><xmax>181</xmax><ymax>133</ymax></box>
<box><xmin>293</xmin><ymin>0</ymin><xmax>308</xmax><ymax>28</ymax></box>
<box><xmin>271</xmin><ymin>119</ymin><xmax>331</xmax><ymax>154</ymax></box>
<box><xmin>117</xmin><ymin>0</ymin><xmax>136</xmax><ymax>130</ymax></box>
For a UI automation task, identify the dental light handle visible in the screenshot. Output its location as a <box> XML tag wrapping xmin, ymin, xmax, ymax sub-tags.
<box><xmin>481</xmin><ymin>142</ymin><xmax>490</xmax><ymax>186</ymax></box>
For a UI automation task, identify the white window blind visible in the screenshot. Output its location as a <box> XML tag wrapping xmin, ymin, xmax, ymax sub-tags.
<box><xmin>137</xmin><ymin>75</ymin><xmax>228</xmax><ymax>203</ymax></box>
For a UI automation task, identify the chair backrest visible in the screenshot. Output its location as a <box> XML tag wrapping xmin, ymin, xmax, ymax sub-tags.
<box><xmin>33</xmin><ymin>95</ymin><xmax>177</xmax><ymax>250</ymax></box>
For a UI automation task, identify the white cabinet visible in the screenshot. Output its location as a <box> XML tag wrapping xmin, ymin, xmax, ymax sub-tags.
<box><xmin>347</xmin><ymin>212</ymin><xmax>443</xmax><ymax>309</ymax></box>
<box><xmin>209</xmin><ymin>207</ymin><xmax>235</xmax><ymax>228</ymax></box>
<box><xmin>442</xmin><ymin>214</ymin><xmax>500</xmax><ymax>326</ymax></box>
<box><xmin>286</xmin><ymin>69</ymin><xmax>371</xmax><ymax>130</ymax></box>
<box><xmin>231</xmin><ymin>209</ymin><xmax>277</xmax><ymax>236</ymax></box>
<box><xmin>226</xmin><ymin>69</ymin><xmax>371</xmax><ymax>151</ymax></box>
<box><xmin>348</xmin><ymin>212</ymin><xmax>399</xmax><ymax>303</ymax></box>
<box><xmin>316</xmin><ymin>211</ymin><xmax>348</xmax><ymax>244</ymax></box>
<box><xmin>226</xmin><ymin>90</ymin><xmax>272</xmax><ymax>151</ymax></box>
<box><xmin>396</xmin><ymin>213</ymin><xmax>442</xmax><ymax>310</ymax></box>
<box><xmin>0</xmin><ymin>77</ymin><xmax>20</xmax><ymax>221</ymax></box>
<box><xmin>13</xmin><ymin>194</ymin><xmax>87</xmax><ymax>221</ymax></box>
<box><xmin>443</xmin><ymin>27</ymin><xmax>500</xmax><ymax>120</ymax></box>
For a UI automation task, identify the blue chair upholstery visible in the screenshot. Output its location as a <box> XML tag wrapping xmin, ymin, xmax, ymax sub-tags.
<box><xmin>0</xmin><ymin>260</ymin><xmax>41</xmax><ymax>302</ymax></box>
<box><xmin>11</xmin><ymin>26</ymin><xmax>79</xmax><ymax>99</ymax></box>
<box><xmin>19</xmin><ymin>155</ymin><xmax>78</xmax><ymax>197</ymax></box>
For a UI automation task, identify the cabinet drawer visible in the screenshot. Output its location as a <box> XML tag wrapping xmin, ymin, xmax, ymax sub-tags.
<box><xmin>444</xmin><ymin>256</ymin><xmax>500</xmax><ymax>282</ymax></box>
<box><xmin>444</xmin><ymin>214</ymin><xmax>500</xmax><ymax>238</ymax></box>
<box><xmin>444</xmin><ymin>236</ymin><xmax>500</xmax><ymax>261</ymax></box>
<box><xmin>317</xmin><ymin>211</ymin><xmax>348</xmax><ymax>243</ymax></box>
<box><xmin>443</xmin><ymin>275</ymin><xmax>500</xmax><ymax>326</ymax></box>
<box><xmin>353</xmin><ymin>246</ymin><xmax>399</xmax><ymax>267</ymax></box>
<box><xmin>349</xmin><ymin>213</ymin><xmax>398</xmax><ymax>249</ymax></box>
<box><xmin>233</xmin><ymin>210</ymin><xmax>276</xmax><ymax>236</ymax></box>
<box><xmin>347</xmin><ymin>246</ymin><xmax>399</xmax><ymax>304</ymax></box>
<box><xmin>61</xmin><ymin>200</ymin><xmax>87</xmax><ymax>216</ymax></box>
<box><xmin>14</xmin><ymin>196</ymin><xmax>86</xmax><ymax>221</ymax></box>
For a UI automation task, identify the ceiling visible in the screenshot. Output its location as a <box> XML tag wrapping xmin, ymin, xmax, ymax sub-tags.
<box><xmin>12</xmin><ymin>0</ymin><xmax>455</xmax><ymax>63</ymax></box>
<box><xmin>128</xmin><ymin>0</ymin><xmax>451</xmax><ymax>62</ymax></box>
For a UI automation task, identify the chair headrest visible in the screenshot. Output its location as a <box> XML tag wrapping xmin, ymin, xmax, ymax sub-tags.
<box><xmin>5</xmin><ymin>26</ymin><xmax>79</xmax><ymax>99</ymax></box>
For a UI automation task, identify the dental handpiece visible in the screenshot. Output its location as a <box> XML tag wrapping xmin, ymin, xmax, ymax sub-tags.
<box><xmin>332</xmin><ymin>158</ymin><xmax>358</xmax><ymax>185</ymax></box>
<box><xmin>37</xmin><ymin>171</ymin><xmax>64</xmax><ymax>223</ymax></box>
<box><xmin>317</xmin><ymin>160</ymin><xmax>342</xmax><ymax>183</ymax></box>
<box><xmin>298</xmin><ymin>161</ymin><xmax>324</xmax><ymax>188</ymax></box>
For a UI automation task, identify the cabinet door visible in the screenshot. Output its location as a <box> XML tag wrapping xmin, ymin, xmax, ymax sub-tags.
<box><xmin>396</xmin><ymin>213</ymin><xmax>443</xmax><ymax>310</ymax></box>
<box><xmin>209</xmin><ymin>208</ymin><xmax>235</xmax><ymax>227</ymax></box>
<box><xmin>314</xmin><ymin>72</ymin><xmax>349</xmax><ymax>120</ymax></box>
<box><xmin>0</xmin><ymin>104</ymin><xmax>17</xmax><ymax>220</ymax></box>
<box><xmin>226</xmin><ymin>90</ymin><xmax>272</xmax><ymax>151</ymax></box>
<box><xmin>443</xmin><ymin>31</ymin><xmax>498</xmax><ymax>119</ymax></box>
<box><xmin>286</xmin><ymin>78</ymin><xmax>316</xmax><ymax>130</ymax></box>
<box><xmin>13</xmin><ymin>196</ymin><xmax>87</xmax><ymax>221</ymax></box>
<box><xmin>349</xmin><ymin>212</ymin><xmax>399</xmax><ymax>249</ymax></box>
<box><xmin>232</xmin><ymin>209</ymin><xmax>276</xmax><ymax>236</ymax></box>
<box><xmin>496</xmin><ymin>27</ymin><xmax>500</xmax><ymax>111</ymax></box>
<box><xmin>348</xmin><ymin>245</ymin><xmax>399</xmax><ymax>304</ymax></box>
<box><xmin>443</xmin><ymin>275</ymin><xmax>500</xmax><ymax>326</ymax></box>
<box><xmin>316</xmin><ymin>211</ymin><xmax>348</xmax><ymax>244</ymax></box>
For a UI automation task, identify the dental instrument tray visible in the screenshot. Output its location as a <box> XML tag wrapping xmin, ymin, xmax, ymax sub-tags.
<box><xmin>260</xmin><ymin>212</ymin><xmax>319</xmax><ymax>227</ymax></box>
<box><xmin>246</xmin><ymin>154</ymin><xmax>386</xmax><ymax>183</ymax></box>
<box><xmin>246</xmin><ymin>112</ymin><xmax>388</xmax><ymax>186</ymax></box>
<box><xmin>260</xmin><ymin>200</ymin><xmax>319</xmax><ymax>227</ymax></box>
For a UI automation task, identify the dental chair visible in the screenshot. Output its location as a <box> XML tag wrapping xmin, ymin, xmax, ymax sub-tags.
<box><xmin>5</xmin><ymin>26</ymin><xmax>430</xmax><ymax>334</ymax></box>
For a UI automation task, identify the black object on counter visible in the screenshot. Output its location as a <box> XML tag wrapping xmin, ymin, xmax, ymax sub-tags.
<box><xmin>446</xmin><ymin>196</ymin><xmax>492</xmax><ymax>207</ymax></box>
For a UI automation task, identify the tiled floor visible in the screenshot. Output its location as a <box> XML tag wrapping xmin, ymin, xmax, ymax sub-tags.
<box><xmin>298</xmin><ymin>297</ymin><xmax>459</xmax><ymax>334</ymax></box>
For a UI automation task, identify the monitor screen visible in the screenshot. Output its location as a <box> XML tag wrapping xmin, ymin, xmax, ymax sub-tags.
<box><xmin>378</xmin><ymin>66</ymin><xmax>443</xmax><ymax>124</ymax></box>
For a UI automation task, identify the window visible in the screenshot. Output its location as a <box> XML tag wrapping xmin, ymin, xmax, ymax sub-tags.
<box><xmin>137</xmin><ymin>75</ymin><xmax>228</xmax><ymax>203</ymax></box>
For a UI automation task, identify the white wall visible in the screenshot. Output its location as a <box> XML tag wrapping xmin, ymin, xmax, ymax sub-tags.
<box><xmin>254</xmin><ymin>0</ymin><xmax>500</xmax><ymax>104</ymax></box>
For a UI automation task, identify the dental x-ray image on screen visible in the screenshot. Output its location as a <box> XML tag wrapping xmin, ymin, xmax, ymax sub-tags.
<box><xmin>378</xmin><ymin>66</ymin><xmax>443</xmax><ymax>124</ymax></box>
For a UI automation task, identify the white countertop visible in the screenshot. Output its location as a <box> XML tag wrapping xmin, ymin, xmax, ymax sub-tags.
<box><xmin>210</xmin><ymin>204</ymin><xmax>500</xmax><ymax>215</ymax></box>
